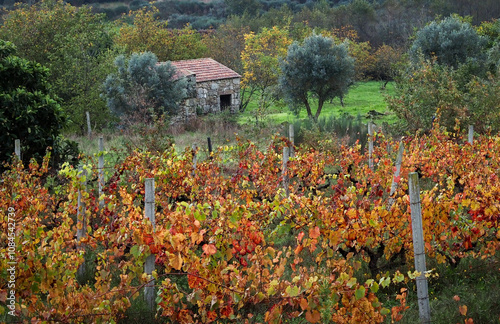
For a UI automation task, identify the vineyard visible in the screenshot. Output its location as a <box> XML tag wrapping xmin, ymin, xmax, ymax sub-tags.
<box><xmin>1</xmin><ymin>126</ymin><xmax>500</xmax><ymax>323</ymax></box>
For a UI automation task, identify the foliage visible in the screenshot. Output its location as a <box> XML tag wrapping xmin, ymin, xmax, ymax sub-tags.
<box><xmin>1</xmin><ymin>127</ymin><xmax>500</xmax><ymax>322</ymax></box>
<box><xmin>224</xmin><ymin>0</ymin><xmax>262</xmax><ymax>16</ymax></box>
<box><xmin>240</xmin><ymin>26</ymin><xmax>292</xmax><ymax>120</ymax></box>
<box><xmin>0</xmin><ymin>39</ymin><xmax>78</xmax><ymax>168</ymax></box>
<box><xmin>102</xmin><ymin>52</ymin><xmax>188</xmax><ymax>121</ymax></box>
<box><xmin>409</xmin><ymin>15</ymin><xmax>487</xmax><ymax>71</ymax></box>
<box><xmin>370</xmin><ymin>44</ymin><xmax>404</xmax><ymax>87</ymax></box>
<box><xmin>279</xmin><ymin>34</ymin><xmax>355</xmax><ymax>122</ymax></box>
<box><xmin>0</xmin><ymin>0</ymin><xmax>115</xmax><ymax>133</ymax></box>
<box><xmin>115</xmin><ymin>6</ymin><xmax>207</xmax><ymax>62</ymax></box>
<box><xmin>477</xmin><ymin>19</ymin><xmax>500</xmax><ymax>72</ymax></box>
<box><xmin>202</xmin><ymin>23</ymin><xmax>249</xmax><ymax>75</ymax></box>
<box><xmin>387</xmin><ymin>60</ymin><xmax>500</xmax><ymax>133</ymax></box>
<box><xmin>347</xmin><ymin>40</ymin><xmax>375</xmax><ymax>81</ymax></box>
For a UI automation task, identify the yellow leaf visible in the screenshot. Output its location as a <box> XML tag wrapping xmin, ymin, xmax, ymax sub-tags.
<box><xmin>169</xmin><ymin>252</ymin><xmax>183</xmax><ymax>270</ymax></box>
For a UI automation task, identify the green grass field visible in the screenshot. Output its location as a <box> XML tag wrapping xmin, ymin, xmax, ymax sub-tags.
<box><xmin>238</xmin><ymin>81</ymin><xmax>397</xmax><ymax>126</ymax></box>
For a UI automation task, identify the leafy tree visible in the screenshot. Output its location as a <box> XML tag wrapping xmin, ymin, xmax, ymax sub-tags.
<box><xmin>202</xmin><ymin>23</ymin><xmax>250</xmax><ymax>75</ymax></box>
<box><xmin>409</xmin><ymin>15</ymin><xmax>487</xmax><ymax>69</ymax></box>
<box><xmin>0</xmin><ymin>40</ymin><xmax>77</xmax><ymax>167</ymax></box>
<box><xmin>371</xmin><ymin>44</ymin><xmax>403</xmax><ymax>88</ymax></box>
<box><xmin>347</xmin><ymin>40</ymin><xmax>375</xmax><ymax>81</ymax></box>
<box><xmin>240</xmin><ymin>26</ymin><xmax>292</xmax><ymax>117</ymax></box>
<box><xmin>387</xmin><ymin>60</ymin><xmax>500</xmax><ymax>134</ymax></box>
<box><xmin>279</xmin><ymin>34</ymin><xmax>355</xmax><ymax>122</ymax></box>
<box><xmin>0</xmin><ymin>0</ymin><xmax>115</xmax><ymax>133</ymax></box>
<box><xmin>115</xmin><ymin>6</ymin><xmax>207</xmax><ymax>62</ymax></box>
<box><xmin>102</xmin><ymin>52</ymin><xmax>187</xmax><ymax>122</ymax></box>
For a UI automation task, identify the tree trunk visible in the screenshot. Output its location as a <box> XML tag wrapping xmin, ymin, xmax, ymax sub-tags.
<box><xmin>304</xmin><ymin>99</ymin><xmax>313</xmax><ymax>120</ymax></box>
<box><xmin>313</xmin><ymin>99</ymin><xmax>324</xmax><ymax>123</ymax></box>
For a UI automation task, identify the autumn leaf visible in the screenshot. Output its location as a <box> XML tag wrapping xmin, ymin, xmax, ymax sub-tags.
<box><xmin>169</xmin><ymin>252</ymin><xmax>183</xmax><ymax>270</ymax></box>
<box><xmin>309</xmin><ymin>226</ymin><xmax>320</xmax><ymax>239</ymax></box>
<box><xmin>459</xmin><ymin>305</ymin><xmax>468</xmax><ymax>316</ymax></box>
<box><xmin>300</xmin><ymin>298</ymin><xmax>309</xmax><ymax>311</ymax></box>
<box><xmin>202</xmin><ymin>244</ymin><xmax>217</xmax><ymax>256</ymax></box>
<box><xmin>305</xmin><ymin>309</ymin><xmax>321</xmax><ymax>323</ymax></box>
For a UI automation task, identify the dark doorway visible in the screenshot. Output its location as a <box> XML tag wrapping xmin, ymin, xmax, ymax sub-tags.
<box><xmin>220</xmin><ymin>94</ymin><xmax>231</xmax><ymax>111</ymax></box>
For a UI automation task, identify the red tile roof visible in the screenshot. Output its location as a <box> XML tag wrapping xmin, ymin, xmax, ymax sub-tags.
<box><xmin>170</xmin><ymin>58</ymin><xmax>241</xmax><ymax>83</ymax></box>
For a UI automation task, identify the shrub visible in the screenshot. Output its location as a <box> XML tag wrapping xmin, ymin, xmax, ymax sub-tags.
<box><xmin>387</xmin><ymin>59</ymin><xmax>500</xmax><ymax>134</ymax></box>
<box><xmin>292</xmin><ymin>113</ymin><xmax>368</xmax><ymax>150</ymax></box>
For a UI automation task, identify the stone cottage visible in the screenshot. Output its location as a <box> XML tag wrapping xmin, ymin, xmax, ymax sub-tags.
<box><xmin>170</xmin><ymin>58</ymin><xmax>241</xmax><ymax>119</ymax></box>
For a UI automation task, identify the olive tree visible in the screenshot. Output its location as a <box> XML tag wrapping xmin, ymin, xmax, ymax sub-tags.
<box><xmin>102</xmin><ymin>52</ymin><xmax>187</xmax><ymax>122</ymax></box>
<box><xmin>279</xmin><ymin>34</ymin><xmax>355</xmax><ymax>122</ymax></box>
<box><xmin>409</xmin><ymin>15</ymin><xmax>487</xmax><ymax>69</ymax></box>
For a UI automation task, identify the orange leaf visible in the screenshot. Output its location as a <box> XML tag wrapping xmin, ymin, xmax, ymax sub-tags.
<box><xmin>300</xmin><ymin>297</ymin><xmax>309</xmax><ymax>311</ymax></box>
<box><xmin>305</xmin><ymin>309</ymin><xmax>321</xmax><ymax>323</ymax></box>
<box><xmin>309</xmin><ymin>226</ymin><xmax>320</xmax><ymax>239</ymax></box>
<box><xmin>297</xmin><ymin>231</ymin><xmax>305</xmax><ymax>242</ymax></box>
<box><xmin>453</xmin><ymin>295</ymin><xmax>460</xmax><ymax>302</ymax></box>
<box><xmin>203</xmin><ymin>244</ymin><xmax>217</xmax><ymax>256</ymax></box>
<box><xmin>459</xmin><ymin>305</ymin><xmax>467</xmax><ymax>316</ymax></box>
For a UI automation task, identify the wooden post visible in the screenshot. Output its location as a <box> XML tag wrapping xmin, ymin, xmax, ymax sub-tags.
<box><xmin>282</xmin><ymin>147</ymin><xmax>290</xmax><ymax>197</ymax></box>
<box><xmin>289</xmin><ymin>124</ymin><xmax>295</xmax><ymax>158</ymax></box>
<box><xmin>388</xmin><ymin>141</ymin><xmax>404</xmax><ymax>209</ymax></box>
<box><xmin>207</xmin><ymin>137</ymin><xmax>213</xmax><ymax>160</ymax></box>
<box><xmin>98</xmin><ymin>137</ymin><xmax>104</xmax><ymax>209</ymax></box>
<box><xmin>144</xmin><ymin>178</ymin><xmax>156</xmax><ymax>310</ymax></box>
<box><xmin>368</xmin><ymin>122</ymin><xmax>374</xmax><ymax>170</ymax></box>
<box><xmin>191</xmin><ymin>144</ymin><xmax>198</xmax><ymax>176</ymax></box>
<box><xmin>77</xmin><ymin>166</ymin><xmax>87</xmax><ymax>279</ymax></box>
<box><xmin>409</xmin><ymin>172</ymin><xmax>431</xmax><ymax>324</ymax></box>
<box><xmin>14</xmin><ymin>139</ymin><xmax>21</xmax><ymax>159</ymax></box>
<box><xmin>468</xmin><ymin>125</ymin><xmax>474</xmax><ymax>145</ymax></box>
<box><xmin>86</xmin><ymin>111</ymin><xmax>92</xmax><ymax>138</ymax></box>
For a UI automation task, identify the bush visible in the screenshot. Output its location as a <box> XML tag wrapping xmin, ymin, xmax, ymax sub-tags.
<box><xmin>0</xmin><ymin>39</ymin><xmax>79</xmax><ymax>168</ymax></box>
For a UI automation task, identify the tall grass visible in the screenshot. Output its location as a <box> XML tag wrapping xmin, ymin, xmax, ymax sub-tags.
<box><xmin>291</xmin><ymin>113</ymin><xmax>369</xmax><ymax>149</ymax></box>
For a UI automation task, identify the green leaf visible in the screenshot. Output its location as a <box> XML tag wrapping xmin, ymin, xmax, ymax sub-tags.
<box><xmin>193</xmin><ymin>210</ymin><xmax>206</xmax><ymax>221</ymax></box>
<box><xmin>346</xmin><ymin>277</ymin><xmax>357</xmax><ymax>288</ymax></box>
<box><xmin>379</xmin><ymin>276</ymin><xmax>391</xmax><ymax>288</ymax></box>
<box><xmin>130</xmin><ymin>245</ymin><xmax>140</xmax><ymax>258</ymax></box>
<box><xmin>380</xmin><ymin>308</ymin><xmax>390</xmax><ymax>316</ymax></box>
<box><xmin>355</xmin><ymin>286</ymin><xmax>365</xmax><ymax>300</ymax></box>
<box><xmin>370</xmin><ymin>281</ymin><xmax>379</xmax><ymax>293</ymax></box>
<box><xmin>285</xmin><ymin>285</ymin><xmax>300</xmax><ymax>297</ymax></box>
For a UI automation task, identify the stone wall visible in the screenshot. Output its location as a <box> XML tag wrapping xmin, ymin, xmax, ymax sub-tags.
<box><xmin>179</xmin><ymin>77</ymin><xmax>240</xmax><ymax>119</ymax></box>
